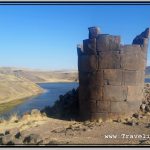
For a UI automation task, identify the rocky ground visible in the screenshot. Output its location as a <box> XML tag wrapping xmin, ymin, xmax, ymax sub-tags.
<box><xmin>1</xmin><ymin>84</ymin><xmax>150</xmax><ymax>145</ymax></box>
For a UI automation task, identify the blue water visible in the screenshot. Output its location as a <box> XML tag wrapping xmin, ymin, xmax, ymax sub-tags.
<box><xmin>145</xmin><ymin>78</ymin><xmax>150</xmax><ymax>83</ymax></box>
<box><xmin>1</xmin><ymin>82</ymin><xmax>78</xmax><ymax>118</ymax></box>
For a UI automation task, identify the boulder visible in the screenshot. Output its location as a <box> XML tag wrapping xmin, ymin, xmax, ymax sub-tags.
<box><xmin>5</xmin><ymin>128</ymin><xmax>19</xmax><ymax>136</ymax></box>
<box><xmin>23</xmin><ymin>134</ymin><xmax>43</xmax><ymax>144</ymax></box>
<box><xmin>1</xmin><ymin>134</ymin><xmax>14</xmax><ymax>145</ymax></box>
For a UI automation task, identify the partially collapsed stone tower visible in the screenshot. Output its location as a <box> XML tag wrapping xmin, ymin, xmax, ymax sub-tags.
<box><xmin>77</xmin><ymin>27</ymin><xmax>150</xmax><ymax>121</ymax></box>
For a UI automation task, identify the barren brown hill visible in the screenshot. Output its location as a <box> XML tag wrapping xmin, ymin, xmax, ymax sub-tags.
<box><xmin>146</xmin><ymin>66</ymin><xmax>150</xmax><ymax>76</ymax></box>
<box><xmin>0</xmin><ymin>67</ymin><xmax>78</xmax><ymax>83</ymax></box>
<box><xmin>0</xmin><ymin>73</ymin><xmax>43</xmax><ymax>104</ymax></box>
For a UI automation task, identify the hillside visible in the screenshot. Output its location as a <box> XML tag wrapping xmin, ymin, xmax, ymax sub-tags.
<box><xmin>0</xmin><ymin>73</ymin><xmax>43</xmax><ymax>104</ymax></box>
<box><xmin>0</xmin><ymin>67</ymin><xmax>78</xmax><ymax>83</ymax></box>
<box><xmin>146</xmin><ymin>66</ymin><xmax>150</xmax><ymax>76</ymax></box>
<box><xmin>145</xmin><ymin>66</ymin><xmax>150</xmax><ymax>79</ymax></box>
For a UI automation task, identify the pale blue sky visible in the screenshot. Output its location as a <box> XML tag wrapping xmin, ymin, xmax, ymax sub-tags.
<box><xmin>0</xmin><ymin>5</ymin><xmax>150</xmax><ymax>70</ymax></box>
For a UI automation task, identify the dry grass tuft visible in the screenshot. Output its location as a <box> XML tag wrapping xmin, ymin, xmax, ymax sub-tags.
<box><xmin>8</xmin><ymin>113</ymin><xmax>19</xmax><ymax>123</ymax></box>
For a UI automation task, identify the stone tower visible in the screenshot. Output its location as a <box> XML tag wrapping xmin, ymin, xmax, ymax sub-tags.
<box><xmin>77</xmin><ymin>27</ymin><xmax>150</xmax><ymax>121</ymax></box>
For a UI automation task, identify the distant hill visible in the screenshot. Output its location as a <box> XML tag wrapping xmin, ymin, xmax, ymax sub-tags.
<box><xmin>146</xmin><ymin>66</ymin><xmax>150</xmax><ymax>75</ymax></box>
<box><xmin>0</xmin><ymin>73</ymin><xmax>43</xmax><ymax>104</ymax></box>
<box><xmin>0</xmin><ymin>67</ymin><xmax>78</xmax><ymax>83</ymax></box>
<box><xmin>0</xmin><ymin>67</ymin><xmax>78</xmax><ymax>105</ymax></box>
<box><xmin>145</xmin><ymin>66</ymin><xmax>150</xmax><ymax>78</ymax></box>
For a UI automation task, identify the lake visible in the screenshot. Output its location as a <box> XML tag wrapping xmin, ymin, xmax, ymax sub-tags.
<box><xmin>0</xmin><ymin>82</ymin><xmax>78</xmax><ymax>118</ymax></box>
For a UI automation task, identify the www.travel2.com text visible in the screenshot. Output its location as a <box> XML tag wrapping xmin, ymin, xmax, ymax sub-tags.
<box><xmin>104</xmin><ymin>134</ymin><xmax>150</xmax><ymax>139</ymax></box>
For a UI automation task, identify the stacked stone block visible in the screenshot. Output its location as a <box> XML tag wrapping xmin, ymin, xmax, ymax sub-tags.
<box><xmin>77</xmin><ymin>27</ymin><xmax>150</xmax><ymax>121</ymax></box>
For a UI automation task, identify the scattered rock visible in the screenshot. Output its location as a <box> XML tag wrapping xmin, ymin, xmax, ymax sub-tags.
<box><xmin>132</xmin><ymin>113</ymin><xmax>140</xmax><ymax>119</ymax></box>
<box><xmin>96</xmin><ymin>118</ymin><xmax>103</xmax><ymax>124</ymax></box>
<box><xmin>0</xmin><ymin>137</ymin><xmax>2</xmax><ymax>145</ymax></box>
<box><xmin>5</xmin><ymin>141</ymin><xmax>15</xmax><ymax>145</ymax></box>
<box><xmin>51</xmin><ymin>127</ymin><xmax>66</xmax><ymax>134</ymax></box>
<box><xmin>15</xmin><ymin>132</ymin><xmax>21</xmax><ymax>139</ymax></box>
<box><xmin>19</xmin><ymin>130</ymin><xmax>28</xmax><ymax>139</ymax></box>
<box><xmin>23</xmin><ymin>134</ymin><xmax>43</xmax><ymax>144</ymax></box>
<box><xmin>140</xmin><ymin>104</ymin><xmax>146</xmax><ymax>112</ymax></box>
<box><xmin>146</xmin><ymin>123</ymin><xmax>150</xmax><ymax>128</ymax></box>
<box><xmin>47</xmin><ymin>139</ymin><xmax>59</xmax><ymax>145</ymax></box>
<box><xmin>139</xmin><ymin>139</ymin><xmax>150</xmax><ymax>144</ymax></box>
<box><xmin>12</xmin><ymin>138</ymin><xmax>23</xmax><ymax>145</ymax></box>
<box><xmin>5</xmin><ymin>128</ymin><xmax>19</xmax><ymax>136</ymax></box>
<box><xmin>0</xmin><ymin>133</ymin><xmax>4</xmax><ymax>137</ymax></box>
<box><xmin>145</xmin><ymin>105</ymin><xmax>150</xmax><ymax>112</ymax></box>
<box><xmin>115</xmin><ymin>118</ymin><xmax>125</xmax><ymax>123</ymax></box>
<box><xmin>82</xmin><ymin>128</ymin><xmax>87</xmax><ymax>131</ymax></box>
<box><xmin>5</xmin><ymin>130</ymin><xmax>10</xmax><ymax>135</ymax></box>
<box><xmin>146</xmin><ymin>112</ymin><xmax>150</xmax><ymax>116</ymax></box>
<box><xmin>2</xmin><ymin>134</ymin><xmax>14</xmax><ymax>145</ymax></box>
<box><xmin>124</xmin><ymin>117</ymin><xmax>139</xmax><ymax>126</ymax></box>
<box><xmin>83</xmin><ymin>121</ymin><xmax>91</xmax><ymax>126</ymax></box>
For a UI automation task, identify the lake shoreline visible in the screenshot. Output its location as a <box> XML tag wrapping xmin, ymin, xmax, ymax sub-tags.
<box><xmin>0</xmin><ymin>93</ymin><xmax>44</xmax><ymax>115</ymax></box>
<box><xmin>36</xmin><ymin>81</ymin><xmax>78</xmax><ymax>84</ymax></box>
<box><xmin>0</xmin><ymin>82</ymin><xmax>79</xmax><ymax>118</ymax></box>
<box><xmin>0</xmin><ymin>81</ymin><xmax>78</xmax><ymax>115</ymax></box>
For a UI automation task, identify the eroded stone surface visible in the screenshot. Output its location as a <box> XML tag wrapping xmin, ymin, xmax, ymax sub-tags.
<box><xmin>77</xmin><ymin>26</ymin><xmax>149</xmax><ymax>121</ymax></box>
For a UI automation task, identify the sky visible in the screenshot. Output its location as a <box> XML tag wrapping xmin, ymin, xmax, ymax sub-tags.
<box><xmin>0</xmin><ymin>4</ymin><xmax>150</xmax><ymax>70</ymax></box>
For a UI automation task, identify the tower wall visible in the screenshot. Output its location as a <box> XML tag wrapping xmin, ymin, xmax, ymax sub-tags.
<box><xmin>77</xmin><ymin>27</ymin><xmax>150</xmax><ymax>121</ymax></box>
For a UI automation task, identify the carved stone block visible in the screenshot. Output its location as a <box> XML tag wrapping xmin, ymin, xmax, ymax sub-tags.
<box><xmin>127</xmin><ymin>86</ymin><xmax>144</xmax><ymax>101</ymax></box>
<box><xmin>110</xmin><ymin>101</ymin><xmax>128</xmax><ymax>113</ymax></box>
<box><xmin>83</xmin><ymin>39</ymin><xmax>97</xmax><ymax>55</ymax></box>
<box><xmin>88</xmin><ymin>27</ymin><xmax>100</xmax><ymax>39</ymax></box>
<box><xmin>78</xmin><ymin>55</ymin><xmax>97</xmax><ymax>72</ymax></box>
<box><xmin>89</xmin><ymin>101</ymin><xmax>97</xmax><ymax>113</ymax></box>
<box><xmin>103</xmin><ymin>69</ymin><xmax>122</xmax><ymax>85</ymax></box>
<box><xmin>99</xmin><ymin>51</ymin><xmax>121</xmax><ymax>69</ymax></box>
<box><xmin>79</xmin><ymin>71</ymin><xmax>103</xmax><ymax>86</ymax></box>
<box><xmin>103</xmin><ymin>85</ymin><xmax>127</xmax><ymax>102</ymax></box>
<box><xmin>124</xmin><ymin>70</ymin><xmax>144</xmax><ymax>85</ymax></box>
<box><xmin>79</xmin><ymin>85</ymin><xmax>103</xmax><ymax>101</ymax></box>
<box><xmin>121</xmin><ymin>45</ymin><xmax>145</xmax><ymax>70</ymax></box>
<box><xmin>96</xmin><ymin>101</ymin><xmax>111</xmax><ymax>113</ymax></box>
<box><xmin>96</xmin><ymin>35</ymin><xmax>120</xmax><ymax>51</ymax></box>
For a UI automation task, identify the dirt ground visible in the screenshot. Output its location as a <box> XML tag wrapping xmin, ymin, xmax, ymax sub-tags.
<box><xmin>1</xmin><ymin>111</ymin><xmax>150</xmax><ymax>146</ymax></box>
<box><xmin>18</xmin><ymin>115</ymin><xmax>150</xmax><ymax>145</ymax></box>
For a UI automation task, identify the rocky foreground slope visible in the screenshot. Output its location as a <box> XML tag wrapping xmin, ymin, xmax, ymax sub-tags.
<box><xmin>0</xmin><ymin>73</ymin><xmax>43</xmax><ymax>104</ymax></box>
